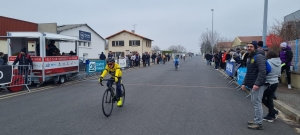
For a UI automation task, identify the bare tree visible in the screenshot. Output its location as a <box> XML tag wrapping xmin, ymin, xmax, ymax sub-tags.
<box><xmin>268</xmin><ymin>19</ymin><xmax>300</xmax><ymax>52</ymax></box>
<box><xmin>152</xmin><ymin>45</ymin><xmax>161</xmax><ymax>51</ymax></box>
<box><xmin>199</xmin><ymin>30</ymin><xmax>221</xmax><ymax>53</ymax></box>
<box><xmin>168</xmin><ymin>45</ymin><xmax>187</xmax><ymax>53</ymax></box>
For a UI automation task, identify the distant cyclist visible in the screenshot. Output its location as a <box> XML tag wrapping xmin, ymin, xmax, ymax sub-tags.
<box><xmin>174</xmin><ymin>56</ymin><xmax>179</xmax><ymax>68</ymax></box>
<box><xmin>99</xmin><ymin>58</ymin><xmax>123</xmax><ymax>107</ymax></box>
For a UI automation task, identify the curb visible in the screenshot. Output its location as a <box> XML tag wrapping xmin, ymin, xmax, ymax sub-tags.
<box><xmin>215</xmin><ymin>66</ymin><xmax>300</xmax><ymax>124</ymax></box>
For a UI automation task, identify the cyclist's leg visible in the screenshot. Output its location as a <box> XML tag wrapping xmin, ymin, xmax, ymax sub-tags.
<box><xmin>106</xmin><ymin>80</ymin><xmax>113</xmax><ymax>87</ymax></box>
<box><xmin>116</xmin><ymin>77</ymin><xmax>122</xmax><ymax>98</ymax></box>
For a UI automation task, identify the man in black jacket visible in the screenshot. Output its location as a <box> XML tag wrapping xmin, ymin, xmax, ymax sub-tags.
<box><xmin>242</xmin><ymin>41</ymin><xmax>267</xmax><ymax>130</ymax></box>
<box><xmin>99</xmin><ymin>52</ymin><xmax>106</xmax><ymax>60</ymax></box>
<box><xmin>13</xmin><ymin>48</ymin><xmax>33</xmax><ymax>84</ymax></box>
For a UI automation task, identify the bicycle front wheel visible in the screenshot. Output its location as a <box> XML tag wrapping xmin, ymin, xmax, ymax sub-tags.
<box><xmin>102</xmin><ymin>89</ymin><xmax>114</xmax><ymax>117</ymax></box>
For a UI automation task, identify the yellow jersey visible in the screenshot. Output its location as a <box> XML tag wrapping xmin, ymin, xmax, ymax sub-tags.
<box><xmin>101</xmin><ymin>63</ymin><xmax>122</xmax><ymax>78</ymax></box>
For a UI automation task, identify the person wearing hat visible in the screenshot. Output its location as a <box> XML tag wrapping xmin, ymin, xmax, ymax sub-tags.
<box><xmin>279</xmin><ymin>42</ymin><xmax>293</xmax><ymax>89</ymax></box>
<box><xmin>242</xmin><ymin>41</ymin><xmax>267</xmax><ymax>130</ymax></box>
<box><xmin>13</xmin><ymin>48</ymin><xmax>33</xmax><ymax>85</ymax></box>
<box><xmin>47</xmin><ymin>40</ymin><xmax>58</xmax><ymax>56</ymax></box>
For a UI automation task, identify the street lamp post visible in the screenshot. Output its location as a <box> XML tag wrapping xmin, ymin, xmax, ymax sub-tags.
<box><xmin>211</xmin><ymin>9</ymin><xmax>214</xmax><ymax>54</ymax></box>
<box><xmin>262</xmin><ymin>0</ymin><xmax>268</xmax><ymax>47</ymax></box>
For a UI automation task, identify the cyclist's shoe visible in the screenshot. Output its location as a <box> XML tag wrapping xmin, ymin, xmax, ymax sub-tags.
<box><xmin>117</xmin><ymin>97</ymin><xmax>123</xmax><ymax>107</ymax></box>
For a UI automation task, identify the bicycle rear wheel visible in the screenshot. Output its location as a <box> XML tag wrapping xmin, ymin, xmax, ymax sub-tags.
<box><xmin>121</xmin><ymin>84</ymin><xmax>125</xmax><ymax>106</ymax></box>
<box><xmin>102</xmin><ymin>89</ymin><xmax>114</xmax><ymax>117</ymax></box>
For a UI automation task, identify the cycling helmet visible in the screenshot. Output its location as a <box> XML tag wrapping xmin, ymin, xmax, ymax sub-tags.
<box><xmin>106</xmin><ymin>58</ymin><xmax>115</xmax><ymax>63</ymax></box>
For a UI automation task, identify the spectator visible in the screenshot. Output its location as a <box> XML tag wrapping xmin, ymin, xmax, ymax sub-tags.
<box><xmin>62</xmin><ymin>52</ymin><xmax>65</xmax><ymax>56</ymax></box>
<box><xmin>146</xmin><ymin>52</ymin><xmax>151</xmax><ymax>66</ymax></box>
<box><xmin>262</xmin><ymin>50</ymin><xmax>281</xmax><ymax>122</ymax></box>
<box><xmin>213</xmin><ymin>52</ymin><xmax>220</xmax><ymax>70</ymax></box>
<box><xmin>167</xmin><ymin>54</ymin><xmax>171</xmax><ymax>62</ymax></box>
<box><xmin>221</xmin><ymin>50</ymin><xmax>227</xmax><ymax>70</ymax></box>
<box><xmin>135</xmin><ymin>53</ymin><xmax>140</xmax><ymax>67</ymax></box>
<box><xmin>108</xmin><ymin>51</ymin><xmax>114</xmax><ymax>59</ymax></box>
<box><xmin>242</xmin><ymin>41</ymin><xmax>267</xmax><ymax>130</ymax></box>
<box><xmin>47</xmin><ymin>40</ymin><xmax>58</xmax><ymax>56</ymax></box>
<box><xmin>0</xmin><ymin>52</ymin><xmax>4</xmax><ymax>65</ymax></box>
<box><xmin>69</xmin><ymin>51</ymin><xmax>76</xmax><ymax>56</ymax></box>
<box><xmin>151</xmin><ymin>53</ymin><xmax>156</xmax><ymax>63</ymax></box>
<box><xmin>12</xmin><ymin>48</ymin><xmax>33</xmax><ymax>85</ymax></box>
<box><xmin>127</xmin><ymin>54</ymin><xmax>132</xmax><ymax>67</ymax></box>
<box><xmin>241</xmin><ymin>50</ymin><xmax>249</xmax><ymax>67</ymax></box>
<box><xmin>157</xmin><ymin>54</ymin><xmax>161</xmax><ymax>64</ymax></box>
<box><xmin>279</xmin><ymin>42</ymin><xmax>293</xmax><ymax>89</ymax></box>
<box><xmin>131</xmin><ymin>54</ymin><xmax>136</xmax><ymax>67</ymax></box>
<box><xmin>142</xmin><ymin>53</ymin><xmax>146</xmax><ymax>67</ymax></box>
<box><xmin>205</xmin><ymin>53</ymin><xmax>212</xmax><ymax>65</ymax></box>
<box><xmin>258</xmin><ymin>41</ymin><xmax>264</xmax><ymax>50</ymax></box>
<box><xmin>3</xmin><ymin>54</ymin><xmax>8</xmax><ymax>65</ymax></box>
<box><xmin>236</xmin><ymin>48</ymin><xmax>242</xmax><ymax>59</ymax></box>
<box><xmin>99</xmin><ymin>52</ymin><xmax>106</xmax><ymax>60</ymax></box>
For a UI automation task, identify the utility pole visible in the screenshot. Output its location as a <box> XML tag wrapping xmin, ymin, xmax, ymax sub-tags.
<box><xmin>262</xmin><ymin>0</ymin><xmax>268</xmax><ymax>47</ymax></box>
<box><xmin>211</xmin><ymin>9</ymin><xmax>214</xmax><ymax>54</ymax></box>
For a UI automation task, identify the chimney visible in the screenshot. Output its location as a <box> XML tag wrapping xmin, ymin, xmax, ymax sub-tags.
<box><xmin>131</xmin><ymin>30</ymin><xmax>135</xmax><ymax>33</ymax></box>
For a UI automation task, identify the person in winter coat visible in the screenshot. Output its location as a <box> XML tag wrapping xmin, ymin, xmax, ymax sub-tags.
<box><xmin>151</xmin><ymin>53</ymin><xmax>156</xmax><ymax>63</ymax></box>
<box><xmin>213</xmin><ymin>52</ymin><xmax>220</xmax><ymax>69</ymax></box>
<box><xmin>205</xmin><ymin>53</ymin><xmax>212</xmax><ymax>65</ymax></box>
<box><xmin>242</xmin><ymin>41</ymin><xmax>267</xmax><ymax>130</ymax></box>
<box><xmin>13</xmin><ymin>48</ymin><xmax>33</xmax><ymax>84</ymax></box>
<box><xmin>142</xmin><ymin>53</ymin><xmax>146</xmax><ymax>67</ymax></box>
<box><xmin>262</xmin><ymin>50</ymin><xmax>281</xmax><ymax>122</ymax></box>
<box><xmin>221</xmin><ymin>50</ymin><xmax>227</xmax><ymax>70</ymax></box>
<box><xmin>279</xmin><ymin>42</ymin><xmax>293</xmax><ymax>89</ymax></box>
<box><xmin>99</xmin><ymin>52</ymin><xmax>106</xmax><ymax>60</ymax></box>
<box><xmin>0</xmin><ymin>52</ymin><xmax>4</xmax><ymax>65</ymax></box>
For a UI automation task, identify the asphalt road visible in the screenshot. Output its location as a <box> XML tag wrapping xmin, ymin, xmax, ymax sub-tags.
<box><xmin>0</xmin><ymin>56</ymin><xmax>298</xmax><ymax>135</ymax></box>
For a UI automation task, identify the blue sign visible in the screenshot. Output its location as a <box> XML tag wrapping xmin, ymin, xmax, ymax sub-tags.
<box><xmin>79</xmin><ymin>30</ymin><xmax>91</xmax><ymax>41</ymax></box>
<box><xmin>237</xmin><ymin>67</ymin><xmax>247</xmax><ymax>85</ymax></box>
<box><xmin>225</xmin><ymin>62</ymin><xmax>235</xmax><ymax>76</ymax></box>
<box><xmin>86</xmin><ymin>60</ymin><xmax>106</xmax><ymax>74</ymax></box>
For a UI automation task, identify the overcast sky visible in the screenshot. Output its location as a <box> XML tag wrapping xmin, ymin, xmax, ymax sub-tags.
<box><xmin>0</xmin><ymin>0</ymin><xmax>299</xmax><ymax>53</ymax></box>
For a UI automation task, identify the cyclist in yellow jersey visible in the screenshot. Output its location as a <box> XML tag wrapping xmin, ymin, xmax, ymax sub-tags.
<box><xmin>99</xmin><ymin>58</ymin><xmax>123</xmax><ymax>107</ymax></box>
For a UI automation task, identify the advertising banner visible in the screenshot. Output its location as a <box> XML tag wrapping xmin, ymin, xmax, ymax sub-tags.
<box><xmin>225</xmin><ymin>62</ymin><xmax>235</xmax><ymax>76</ymax></box>
<box><xmin>118</xmin><ymin>59</ymin><xmax>127</xmax><ymax>68</ymax></box>
<box><xmin>237</xmin><ymin>67</ymin><xmax>247</xmax><ymax>85</ymax></box>
<box><xmin>79</xmin><ymin>30</ymin><xmax>91</xmax><ymax>41</ymax></box>
<box><xmin>0</xmin><ymin>65</ymin><xmax>13</xmax><ymax>85</ymax></box>
<box><xmin>86</xmin><ymin>60</ymin><xmax>106</xmax><ymax>73</ymax></box>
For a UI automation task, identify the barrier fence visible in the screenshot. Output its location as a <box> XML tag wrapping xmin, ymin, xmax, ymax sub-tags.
<box><xmin>224</xmin><ymin>61</ymin><xmax>251</xmax><ymax>98</ymax></box>
<box><xmin>0</xmin><ymin>65</ymin><xmax>32</xmax><ymax>92</ymax></box>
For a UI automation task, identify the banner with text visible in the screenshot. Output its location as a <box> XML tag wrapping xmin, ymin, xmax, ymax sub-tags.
<box><xmin>237</xmin><ymin>67</ymin><xmax>247</xmax><ymax>85</ymax></box>
<box><xmin>86</xmin><ymin>60</ymin><xmax>106</xmax><ymax>74</ymax></box>
<box><xmin>225</xmin><ymin>62</ymin><xmax>235</xmax><ymax>76</ymax></box>
<box><xmin>0</xmin><ymin>65</ymin><xmax>13</xmax><ymax>85</ymax></box>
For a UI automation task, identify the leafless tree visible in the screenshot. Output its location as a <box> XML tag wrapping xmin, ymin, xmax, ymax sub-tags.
<box><xmin>168</xmin><ymin>45</ymin><xmax>187</xmax><ymax>53</ymax></box>
<box><xmin>152</xmin><ymin>45</ymin><xmax>161</xmax><ymax>51</ymax></box>
<box><xmin>268</xmin><ymin>19</ymin><xmax>299</xmax><ymax>52</ymax></box>
<box><xmin>199</xmin><ymin>30</ymin><xmax>221</xmax><ymax>53</ymax></box>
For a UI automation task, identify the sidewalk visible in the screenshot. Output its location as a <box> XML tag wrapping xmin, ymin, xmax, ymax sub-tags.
<box><xmin>274</xmin><ymin>84</ymin><xmax>300</xmax><ymax>123</ymax></box>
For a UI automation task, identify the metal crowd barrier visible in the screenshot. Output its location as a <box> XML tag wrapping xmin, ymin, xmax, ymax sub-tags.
<box><xmin>5</xmin><ymin>65</ymin><xmax>32</xmax><ymax>92</ymax></box>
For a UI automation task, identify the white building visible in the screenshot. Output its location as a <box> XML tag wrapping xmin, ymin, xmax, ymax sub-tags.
<box><xmin>57</xmin><ymin>24</ymin><xmax>105</xmax><ymax>60</ymax></box>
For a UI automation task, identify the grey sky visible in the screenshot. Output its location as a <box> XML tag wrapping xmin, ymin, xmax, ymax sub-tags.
<box><xmin>0</xmin><ymin>0</ymin><xmax>299</xmax><ymax>52</ymax></box>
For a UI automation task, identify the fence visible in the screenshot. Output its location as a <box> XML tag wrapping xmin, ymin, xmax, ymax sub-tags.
<box><xmin>223</xmin><ymin>62</ymin><xmax>251</xmax><ymax>98</ymax></box>
<box><xmin>0</xmin><ymin>65</ymin><xmax>32</xmax><ymax>92</ymax></box>
<box><xmin>288</xmin><ymin>39</ymin><xmax>300</xmax><ymax>72</ymax></box>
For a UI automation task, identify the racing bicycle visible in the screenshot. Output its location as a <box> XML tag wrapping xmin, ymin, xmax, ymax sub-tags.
<box><xmin>100</xmin><ymin>78</ymin><xmax>125</xmax><ymax>117</ymax></box>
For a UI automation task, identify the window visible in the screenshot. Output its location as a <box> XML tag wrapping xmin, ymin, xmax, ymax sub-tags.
<box><xmin>129</xmin><ymin>40</ymin><xmax>140</xmax><ymax>46</ymax></box>
<box><xmin>78</xmin><ymin>42</ymin><xmax>82</xmax><ymax>46</ymax></box>
<box><xmin>112</xmin><ymin>41</ymin><xmax>124</xmax><ymax>46</ymax></box>
<box><xmin>88</xmin><ymin>42</ymin><xmax>91</xmax><ymax>47</ymax></box>
<box><xmin>83</xmin><ymin>42</ymin><xmax>86</xmax><ymax>47</ymax></box>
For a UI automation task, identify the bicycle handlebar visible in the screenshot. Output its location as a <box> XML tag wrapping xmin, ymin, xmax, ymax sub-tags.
<box><xmin>99</xmin><ymin>79</ymin><xmax>115</xmax><ymax>86</ymax></box>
